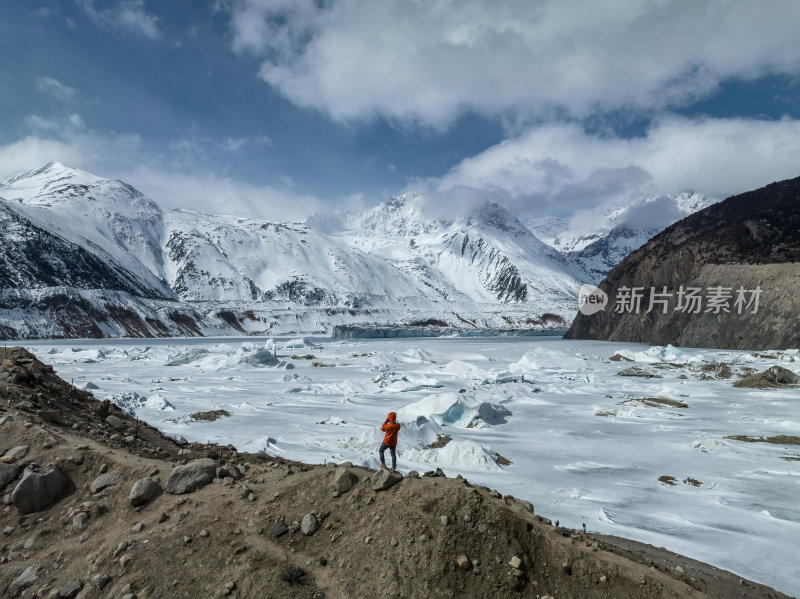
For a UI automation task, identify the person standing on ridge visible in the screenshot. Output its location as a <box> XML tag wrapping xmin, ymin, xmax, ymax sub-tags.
<box><xmin>379</xmin><ymin>412</ymin><xmax>401</xmax><ymax>472</ymax></box>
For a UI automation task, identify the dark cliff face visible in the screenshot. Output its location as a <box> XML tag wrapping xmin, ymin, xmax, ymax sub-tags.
<box><xmin>565</xmin><ymin>176</ymin><xmax>800</xmax><ymax>350</ymax></box>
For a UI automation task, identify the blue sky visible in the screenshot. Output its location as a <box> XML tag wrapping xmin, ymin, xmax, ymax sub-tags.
<box><xmin>2</xmin><ymin>1</ymin><xmax>800</xmax><ymax>223</ymax></box>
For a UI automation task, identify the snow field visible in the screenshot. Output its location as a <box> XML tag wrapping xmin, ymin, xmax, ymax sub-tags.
<box><xmin>22</xmin><ymin>336</ymin><xmax>800</xmax><ymax>596</ymax></box>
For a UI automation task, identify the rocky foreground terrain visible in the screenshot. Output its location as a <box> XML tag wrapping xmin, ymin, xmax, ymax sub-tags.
<box><xmin>0</xmin><ymin>348</ymin><xmax>791</xmax><ymax>599</ymax></box>
<box><xmin>566</xmin><ymin>175</ymin><xmax>800</xmax><ymax>349</ymax></box>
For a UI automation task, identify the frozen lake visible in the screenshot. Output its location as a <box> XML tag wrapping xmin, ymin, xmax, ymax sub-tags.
<box><xmin>22</xmin><ymin>336</ymin><xmax>800</xmax><ymax>595</ymax></box>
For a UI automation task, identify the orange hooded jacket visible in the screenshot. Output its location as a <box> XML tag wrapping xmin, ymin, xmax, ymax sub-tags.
<box><xmin>381</xmin><ymin>412</ymin><xmax>401</xmax><ymax>447</ymax></box>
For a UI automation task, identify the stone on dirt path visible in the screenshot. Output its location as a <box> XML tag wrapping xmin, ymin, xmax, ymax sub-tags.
<box><xmin>371</xmin><ymin>469</ymin><xmax>403</xmax><ymax>492</ymax></box>
<box><xmin>11</xmin><ymin>466</ymin><xmax>69</xmax><ymax>515</ymax></box>
<box><xmin>166</xmin><ymin>458</ymin><xmax>216</xmax><ymax>494</ymax></box>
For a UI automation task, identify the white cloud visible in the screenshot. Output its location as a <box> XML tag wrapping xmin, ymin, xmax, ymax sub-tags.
<box><xmin>220</xmin><ymin>135</ymin><xmax>273</xmax><ymax>152</ymax></box>
<box><xmin>122</xmin><ymin>166</ymin><xmax>326</xmax><ymax>220</ymax></box>
<box><xmin>222</xmin><ymin>137</ymin><xmax>247</xmax><ymax>152</ymax></box>
<box><xmin>25</xmin><ymin>113</ymin><xmax>85</xmax><ymax>133</ymax></box>
<box><xmin>36</xmin><ymin>76</ymin><xmax>76</xmax><ymax>101</ymax></box>
<box><xmin>424</xmin><ymin>115</ymin><xmax>800</xmax><ymax>218</ymax></box>
<box><xmin>0</xmin><ymin>126</ymin><xmax>324</xmax><ymax>222</ymax></box>
<box><xmin>79</xmin><ymin>0</ymin><xmax>160</xmax><ymax>40</ymax></box>
<box><xmin>219</xmin><ymin>0</ymin><xmax>800</xmax><ymax>128</ymax></box>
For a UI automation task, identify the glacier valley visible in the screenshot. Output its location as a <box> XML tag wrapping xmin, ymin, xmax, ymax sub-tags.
<box><xmin>19</xmin><ymin>336</ymin><xmax>800</xmax><ymax>596</ymax></box>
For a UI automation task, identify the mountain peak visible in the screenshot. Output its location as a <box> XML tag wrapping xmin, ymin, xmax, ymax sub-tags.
<box><xmin>1</xmin><ymin>161</ymin><xmax>103</xmax><ymax>193</ymax></box>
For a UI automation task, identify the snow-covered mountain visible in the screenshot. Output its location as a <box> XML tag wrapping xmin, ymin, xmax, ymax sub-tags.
<box><xmin>527</xmin><ymin>192</ymin><xmax>718</xmax><ymax>283</ymax></box>
<box><xmin>0</xmin><ymin>162</ymin><xmax>588</xmax><ymax>338</ymax></box>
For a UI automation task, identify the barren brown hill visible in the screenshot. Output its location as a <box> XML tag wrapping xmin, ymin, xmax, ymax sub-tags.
<box><xmin>565</xmin><ymin>175</ymin><xmax>800</xmax><ymax>349</ymax></box>
<box><xmin>0</xmin><ymin>347</ymin><xmax>791</xmax><ymax>598</ymax></box>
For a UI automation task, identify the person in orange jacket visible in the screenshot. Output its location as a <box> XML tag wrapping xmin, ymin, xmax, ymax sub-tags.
<box><xmin>379</xmin><ymin>411</ymin><xmax>401</xmax><ymax>472</ymax></box>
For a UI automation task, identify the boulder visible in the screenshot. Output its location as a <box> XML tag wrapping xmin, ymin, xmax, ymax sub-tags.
<box><xmin>60</xmin><ymin>580</ymin><xmax>84</xmax><ymax>598</ymax></box>
<box><xmin>734</xmin><ymin>365</ymin><xmax>800</xmax><ymax>388</ymax></box>
<box><xmin>332</xmin><ymin>467</ymin><xmax>359</xmax><ymax>493</ymax></box>
<box><xmin>519</xmin><ymin>500</ymin><xmax>534</xmax><ymax>513</ymax></box>
<box><xmin>272</xmin><ymin>517</ymin><xmax>288</xmax><ymax>537</ymax></box>
<box><xmin>129</xmin><ymin>477</ymin><xmax>161</xmax><ymax>506</ymax></box>
<box><xmin>371</xmin><ymin>469</ymin><xmax>403</xmax><ymax>492</ymax></box>
<box><xmin>166</xmin><ymin>458</ymin><xmax>216</xmax><ymax>494</ymax></box>
<box><xmin>91</xmin><ymin>573</ymin><xmax>111</xmax><ymax>590</ymax></box>
<box><xmin>105</xmin><ymin>415</ymin><xmax>126</xmax><ymax>429</ymax></box>
<box><xmin>770</xmin><ymin>366</ymin><xmax>800</xmax><ymax>384</ymax></box>
<box><xmin>11</xmin><ymin>466</ymin><xmax>69</xmax><ymax>514</ymax></box>
<box><xmin>90</xmin><ymin>472</ymin><xmax>121</xmax><ymax>493</ymax></box>
<box><xmin>301</xmin><ymin>513</ymin><xmax>318</xmax><ymax>536</ymax></box>
<box><xmin>8</xmin><ymin>564</ymin><xmax>39</xmax><ymax>598</ymax></box>
<box><xmin>2</xmin><ymin>445</ymin><xmax>29</xmax><ymax>463</ymax></box>
<box><xmin>0</xmin><ymin>463</ymin><xmax>19</xmax><ymax>491</ymax></box>
<box><xmin>72</xmin><ymin>512</ymin><xmax>89</xmax><ymax>532</ymax></box>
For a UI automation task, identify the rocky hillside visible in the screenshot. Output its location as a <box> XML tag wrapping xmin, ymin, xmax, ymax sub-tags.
<box><xmin>0</xmin><ymin>347</ymin><xmax>789</xmax><ymax>598</ymax></box>
<box><xmin>565</xmin><ymin>176</ymin><xmax>800</xmax><ymax>349</ymax></box>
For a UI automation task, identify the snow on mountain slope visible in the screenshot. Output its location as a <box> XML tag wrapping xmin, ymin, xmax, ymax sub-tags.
<box><xmin>525</xmin><ymin>216</ymin><xmax>570</xmax><ymax>248</ymax></box>
<box><xmin>0</xmin><ymin>163</ymin><xmax>591</xmax><ymax>338</ymax></box>
<box><xmin>0</xmin><ymin>162</ymin><xmax>173</xmax><ymax>299</ymax></box>
<box><xmin>323</xmin><ymin>195</ymin><xmax>584</xmax><ymax>311</ymax></box>
<box><xmin>527</xmin><ymin>192</ymin><xmax>717</xmax><ymax>283</ymax></box>
<box><xmin>163</xmin><ymin>209</ymin><xmax>430</xmax><ymax>304</ymax></box>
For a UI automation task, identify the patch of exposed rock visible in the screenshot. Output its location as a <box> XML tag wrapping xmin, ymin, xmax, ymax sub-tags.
<box><xmin>733</xmin><ymin>365</ymin><xmax>800</xmax><ymax>389</ymax></box>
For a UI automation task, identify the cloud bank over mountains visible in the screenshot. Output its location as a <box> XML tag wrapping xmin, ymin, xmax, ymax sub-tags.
<box><xmin>221</xmin><ymin>0</ymin><xmax>800</xmax><ymax>127</ymax></box>
<box><xmin>3</xmin><ymin>0</ymin><xmax>800</xmax><ymax>225</ymax></box>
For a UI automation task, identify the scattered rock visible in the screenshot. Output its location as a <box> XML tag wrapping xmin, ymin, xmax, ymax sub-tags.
<box><xmin>72</xmin><ymin>512</ymin><xmax>89</xmax><ymax>532</ymax></box>
<box><xmin>734</xmin><ymin>365</ymin><xmax>800</xmax><ymax>388</ymax></box>
<box><xmin>59</xmin><ymin>579</ymin><xmax>84</xmax><ymax>599</ymax></box>
<box><xmin>423</xmin><ymin>468</ymin><xmax>446</xmax><ymax>477</ymax></box>
<box><xmin>166</xmin><ymin>458</ymin><xmax>216</xmax><ymax>494</ymax></box>
<box><xmin>11</xmin><ymin>466</ymin><xmax>69</xmax><ymax>514</ymax></box>
<box><xmin>2</xmin><ymin>445</ymin><xmax>29</xmax><ymax>463</ymax></box>
<box><xmin>332</xmin><ymin>467</ymin><xmax>359</xmax><ymax>493</ymax></box>
<box><xmin>272</xmin><ymin>517</ymin><xmax>288</xmax><ymax>537</ymax></box>
<box><xmin>509</xmin><ymin>555</ymin><xmax>522</xmax><ymax>569</ymax></box>
<box><xmin>457</xmin><ymin>555</ymin><xmax>472</xmax><ymax>571</ymax></box>
<box><xmin>616</xmin><ymin>366</ymin><xmax>661</xmax><ymax>378</ymax></box>
<box><xmin>105</xmin><ymin>415</ymin><xmax>126</xmax><ymax>429</ymax></box>
<box><xmin>0</xmin><ymin>463</ymin><xmax>20</xmax><ymax>490</ymax></box>
<box><xmin>131</xmin><ymin>522</ymin><xmax>144</xmax><ymax>533</ymax></box>
<box><xmin>8</xmin><ymin>564</ymin><xmax>40</xmax><ymax>598</ymax></box>
<box><xmin>129</xmin><ymin>477</ymin><xmax>161</xmax><ymax>506</ymax></box>
<box><xmin>91</xmin><ymin>573</ymin><xmax>111</xmax><ymax>590</ymax></box>
<box><xmin>90</xmin><ymin>472</ymin><xmax>122</xmax><ymax>493</ymax></box>
<box><xmin>370</xmin><ymin>469</ymin><xmax>403</xmax><ymax>492</ymax></box>
<box><xmin>301</xmin><ymin>513</ymin><xmax>319</xmax><ymax>536</ymax></box>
